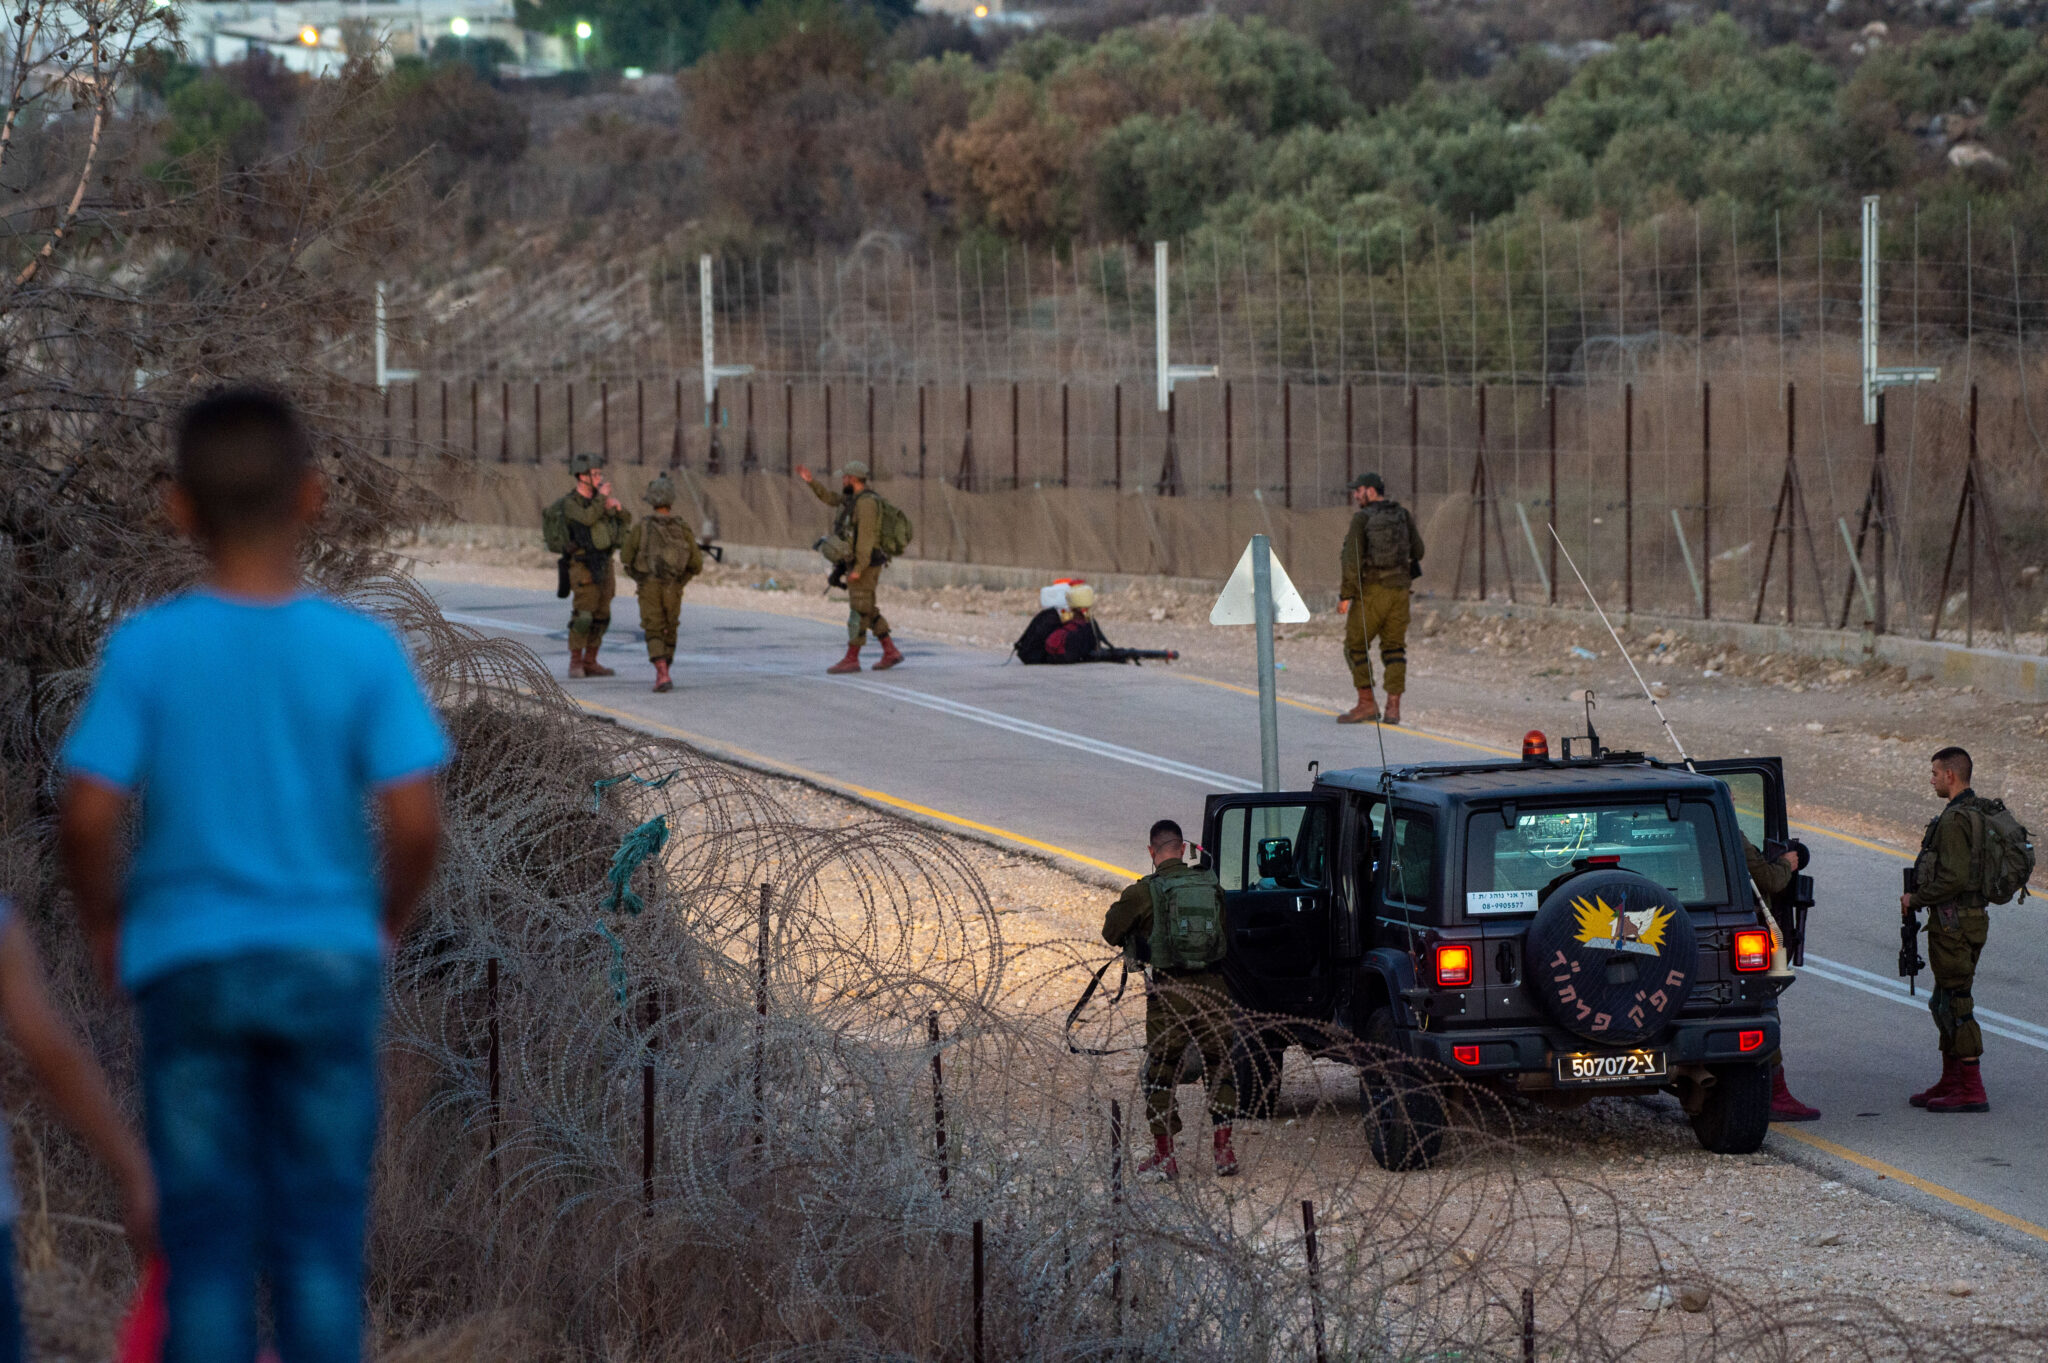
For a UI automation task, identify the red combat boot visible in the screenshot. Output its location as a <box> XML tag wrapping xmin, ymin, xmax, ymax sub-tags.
<box><xmin>1769</xmin><ymin>1066</ymin><xmax>1821</xmax><ymax>1122</ymax></box>
<box><xmin>1213</xmin><ymin>1126</ymin><xmax>1240</xmax><ymax>1178</ymax></box>
<box><xmin>652</xmin><ymin>659</ymin><xmax>672</xmax><ymax>694</ymax></box>
<box><xmin>1383</xmin><ymin>693</ymin><xmax>1403</xmax><ymax>726</ymax></box>
<box><xmin>874</xmin><ymin>635</ymin><xmax>905</xmax><ymax>670</ymax></box>
<box><xmin>1336</xmin><ymin>689</ymin><xmax>1379</xmax><ymax>725</ymax></box>
<box><xmin>827</xmin><ymin>643</ymin><xmax>863</xmax><ymax>675</ymax></box>
<box><xmin>583</xmin><ymin>647</ymin><xmax>616</xmax><ymax>678</ymax></box>
<box><xmin>1927</xmin><ymin>1059</ymin><xmax>1990</xmax><ymax>1113</ymax></box>
<box><xmin>567</xmin><ymin>648</ymin><xmax>588</xmax><ymax>679</ymax></box>
<box><xmin>1909</xmin><ymin>1056</ymin><xmax>1959</xmax><ymax>1109</ymax></box>
<box><xmin>1135</xmin><ymin>1134</ymin><xmax>1178</xmax><ymax>1183</ymax></box>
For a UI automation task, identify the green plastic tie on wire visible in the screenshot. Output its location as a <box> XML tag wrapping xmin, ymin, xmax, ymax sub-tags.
<box><xmin>603</xmin><ymin>815</ymin><xmax>669</xmax><ymax>917</ymax></box>
<box><xmin>592</xmin><ymin>769</ymin><xmax>683</xmax><ymax>812</ymax></box>
<box><xmin>594</xmin><ymin>921</ymin><xmax>629</xmax><ymax>1009</ymax></box>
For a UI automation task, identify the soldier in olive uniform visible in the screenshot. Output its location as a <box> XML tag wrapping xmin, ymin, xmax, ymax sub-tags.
<box><xmin>1102</xmin><ymin>820</ymin><xmax>1239</xmax><ymax>1182</ymax></box>
<box><xmin>1902</xmin><ymin>746</ymin><xmax>1992</xmax><ymax>1113</ymax></box>
<box><xmin>797</xmin><ymin>459</ymin><xmax>904</xmax><ymax>674</ymax></box>
<box><xmin>548</xmin><ymin>454</ymin><xmax>631</xmax><ymax>679</ymax></box>
<box><xmin>619</xmin><ymin>474</ymin><xmax>703</xmax><ymax>694</ymax></box>
<box><xmin>1743</xmin><ymin>837</ymin><xmax>1821</xmax><ymax>1122</ymax></box>
<box><xmin>1337</xmin><ymin>473</ymin><xmax>1424</xmax><ymax>726</ymax></box>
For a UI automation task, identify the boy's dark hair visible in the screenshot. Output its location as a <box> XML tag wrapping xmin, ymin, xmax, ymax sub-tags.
<box><xmin>1931</xmin><ymin>746</ymin><xmax>1972</xmax><ymax>783</ymax></box>
<box><xmin>1149</xmin><ymin>819</ymin><xmax>1183</xmax><ymax>850</ymax></box>
<box><xmin>174</xmin><ymin>388</ymin><xmax>314</xmax><ymax>539</ymax></box>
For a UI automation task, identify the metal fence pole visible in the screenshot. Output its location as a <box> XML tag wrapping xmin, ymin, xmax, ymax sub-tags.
<box><xmin>1623</xmin><ymin>382</ymin><xmax>1634</xmax><ymax>616</ymax></box>
<box><xmin>1701</xmin><ymin>382</ymin><xmax>1712</xmax><ymax>619</ymax></box>
<box><xmin>1302</xmin><ymin>1200</ymin><xmax>1327</xmax><ymax>1363</ymax></box>
<box><xmin>928</xmin><ymin>1010</ymin><xmax>949</xmax><ymax>1196</ymax></box>
<box><xmin>1546</xmin><ymin>385</ymin><xmax>1558</xmax><ymax>605</ymax></box>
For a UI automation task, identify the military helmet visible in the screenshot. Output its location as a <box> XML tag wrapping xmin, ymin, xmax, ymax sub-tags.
<box><xmin>570</xmin><ymin>452</ymin><xmax>603</xmax><ymax>476</ymax></box>
<box><xmin>1348</xmin><ymin>471</ymin><xmax>1385</xmax><ymax>493</ymax></box>
<box><xmin>837</xmin><ymin>459</ymin><xmax>870</xmax><ymax>480</ymax></box>
<box><xmin>1067</xmin><ymin>584</ymin><xmax>1097</xmax><ymax>610</ymax></box>
<box><xmin>645</xmin><ymin>474</ymin><xmax>677</xmax><ymax>507</ymax></box>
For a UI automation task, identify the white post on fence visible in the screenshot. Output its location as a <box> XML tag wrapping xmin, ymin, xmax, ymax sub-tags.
<box><xmin>1155</xmin><ymin>241</ymin><xmax>1216</xmax><ymax>412</ymax></box>
<box><xmin>374</xmin><ymin>282</ymin><xmax>417</xmax><ymax>392</ymax></box>
<box><xmin>1861</xmin><ymin>196</ymin><xmax>1938</xmax><ymax>424</ymax></box>
<box><xmin>700</xmin><ymin>254</ymin><xmax>754</xmax><ymax>429</ymax></box>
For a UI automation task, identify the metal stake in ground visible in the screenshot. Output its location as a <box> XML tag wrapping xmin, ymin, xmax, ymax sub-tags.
<box><xmin>1109</xmin><ymin>1099</ymin><xmax>1124</xmax><ymax>1332</ymax></box>
<box><xmin>972</xmin><ymin>1218</ymin><xmax>986</xmax><ymax>1363</ymax></box>
<box><xmin>754</xmin><ymin>883</ymin><xmax>769</xmax><ymax>1149</ymax></box>
<box><xmin>929</xmin><ymin>1010</ymin><xmax>949</xmax><ymax>1197</ymax></box>
<box><xmin>487</xmin><ymin>956</ymin><xmax>500</xmax><ymax>1195</ymax></box>
<box><xmin>1302</xmin><ymin>1200</ymin><xmax>1327</xmax><ymax>1363</ymax></box>
<box><xmin>1522</xmin><ymin>1287</ymin><xmax>1536</xmax><ymax>1363</ymax></box>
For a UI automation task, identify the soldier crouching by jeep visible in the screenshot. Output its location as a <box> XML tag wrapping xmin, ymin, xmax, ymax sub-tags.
<box><xmin>1102</xmin><ymin>819</ymin><xmax>1239</xmax><ymax>1182</ymax></box>
<box><xmin>1743</xmin><ymin>835</ymin><xmax>1821</xmax><ymax>1121</ymax></box>
<box><xmin>798</xmin><ymin>459</ymin><xmax>912</xmax><ymax>674</ymax></box>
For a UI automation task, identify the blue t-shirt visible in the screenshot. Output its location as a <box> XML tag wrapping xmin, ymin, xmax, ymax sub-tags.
<box><xmin>61</xmin><ymin>590</ymin><xmax>450</xmax><ymax>990</ymax></box>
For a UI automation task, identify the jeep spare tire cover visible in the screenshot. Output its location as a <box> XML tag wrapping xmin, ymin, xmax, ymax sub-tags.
<box><xmin>1524</xmin><ymin>869</ymin><xmax>1699</xmax><ymax>1046</ymax></box>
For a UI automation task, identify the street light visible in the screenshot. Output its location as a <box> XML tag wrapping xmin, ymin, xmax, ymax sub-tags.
<box><xmin>298</xmin><ymin>24</ymin><xmax>319</xmax><ymax>45</ymax></box>
<box><xmin>449</xmin><ymin>15</ymin><xmax>469</xmax><ymax>35</ymax></box>
<box><xmin>574</xmin><ymin>19</ymin><xmax>592</xmax><ymax>38</ymax></box>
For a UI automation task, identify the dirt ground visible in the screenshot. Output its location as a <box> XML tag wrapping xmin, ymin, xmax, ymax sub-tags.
<box><xmin>404</xmin><ymin>524</ymin><xmax>2048</xmax><ymax>852</ymax></box>
<box><xmin>401</xmin><ymin>526</ymin><xmax>2048</xmax><ymax>1328</ymax></box>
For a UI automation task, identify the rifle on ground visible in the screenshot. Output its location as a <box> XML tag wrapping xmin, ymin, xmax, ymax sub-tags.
<box><xmin>1086</xmin><ymin>646</ymin><xmax>1180</xmax><ymax>666</ymax></box>
<box><xmin>1900</xmin><ymin>868</ymin><xmax>1926</xmax><ymax>996</ymax></box>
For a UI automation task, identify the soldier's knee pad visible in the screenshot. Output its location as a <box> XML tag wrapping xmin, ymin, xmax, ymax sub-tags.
<box><xmin>571</xmin><ymin>609</ymin><xmax>597</xmax><ymax>636</ymax></box>
<box><xmin>1383</xmin><ymin>647</ymin><xmax>1407</xmax><ymax>664</ymax></box>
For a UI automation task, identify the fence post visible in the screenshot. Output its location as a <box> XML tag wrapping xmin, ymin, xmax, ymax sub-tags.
<box><xmin>411</xmin><ymin>381</ymin><xmax>420</xmax><ymax>450</ymax></box>
<box><xmin>468</xmin><ymin>381</ymin><xmax>476</xmax><ymax>457</ymax></box>
<box><xmin>601</xmin><ymin>381</ymin><xmax>610</xmax><ymax>463</ymax></box>
<box><xmin>1011</xmin><ymin>380</ymin><xmax>1020</xmax><ymax>490</ymax></box>
<box><xmin>928</xmin><ymin>1011</ymin><xmax>949</xmax><ymax>1196</ymax></box>
<box><xmin>1302</xmin><ymin>1200</ymin><xmax>1327</xmax><ymax>1363</ymax></box>
<box><xmin>1522</xmin><ymin>1287</ymin><xmax>1536</xmax><ymax>1363</ymax></box>
<box><xmin>825</xmin><ymin>384</ymin><xmax>834</xmax><ymax>470</ymax></box>
<box><xmin>1546</xmin><ymin>385</ymin><xmax>1558</xmax><ymax>606</ymax></box>
<box><xmin>753</xmin><ymin>883</ymin><xmax>769</xmax><ymax>1148</ymax></box>
<box><xmin>972</xmin><ymin>1219</ymin><xmax>986</xmax><ymax>1363</ymax></box>
<box><xmin>566</xmin><ymin>382</ymin><xmax>576</xmax><ymax>458</ymax></box>
<box><xmin>487</xmin><ymin>957</ymin><xmax>500</xmax><ymax>1192</ymax></box>
<box><xmin>499</xmin><ymin>381</ymin><xmax>509</xmax><ymax>464</ymax></box>
<box><xmin>382</xmin><ymin>385</ymin><xmax>391</xmax><ymax>461</ymax></box>
<box><xmin>1113</xmin><ymin>383</ymin><xmax>1122</xmax><ymax>492</ymax></box>
<box><xmin>868</xmin><ymin>384</ymin><xmax>877</xmax><ymax>476</ymax></box>
<box><xmin>1408</xmin><ymin>384</ymin><xmax>1419</xmax><ymax>502</ymax></box>
<box><xmin>1344</xmin><ymin>383</ymin><xmax>1354</xmax><ymax>488</ymax></box>
<box><xmin>1283</xmin><ymin>382</ymin><xmax>1293</xmax><ymax>510</ymax></box>
<box><xmin>440</xmin><ymin>379</ymin><xmax>448</xmax><ymax>450</ymax></box>
<box><xmin>918</xmin><ymin>385</ymin><xmax>928</xmax><ymax>481</ymax></box>
<box><xmin>1623</xmin><ymin>382</ymin><xmax>1634</xmax><ymax>616</ymax></box>
<box><xmin>1109</xmin><ymin>1099</ymin><xmax>1124</xmax><ymax>1330</ymax></box>
<box><xmin>637</xmin><ymin>379</ymin><xmax>646</xmax><ymax>465</ymax></box>
<box><xmin>672</xmin><ymin>378</ymin><xmax>684</xmax><ymax>470</ymax></box>
<box><xmin>785</xmin><ymin>382</ymin><xmax>795</xmax><ymax>477</ymax></box>
<box><xmin>707</xmin><ymin>383</ymin><xmax>723</xmax><ymax>475</ymax></box>
<box><xmin>1061</xmin><ymin>382</ymin><xmax>1070</xmax><ymax>488</ymax></box>
<box><xmin>1477</xmin><ymin>385</ymin><xmax>1488</xmax><ymax>602</ymax></box>
<box><xmin>642</xmin><ymin>985</ymin><xmax>657</xmax><ymax>1213</ymax></box>
<box><xmin>1224</xmin><ymin>380</ymin><xmax>1234</xmax><ymax>498</ymax></box>
<box><xmin>743</xmin><ymin>383</ymin><xmax>758</xmax><ymax>472</ymax></box>
<box><xmin>533</xmin><ymin>381</ymin><xmax>542</xmax><ymax>465</ymax></box>
<box><xmin>1701</xmin><ymin>382</ymin><xmax>1712</xmax><ymax>619</ymax></box>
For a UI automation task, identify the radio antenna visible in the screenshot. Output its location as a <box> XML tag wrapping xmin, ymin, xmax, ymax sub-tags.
<box><xmin>1547</xmin><ymin>526</ymin><xmax>1693</xmax><ymax>771</ymax></box>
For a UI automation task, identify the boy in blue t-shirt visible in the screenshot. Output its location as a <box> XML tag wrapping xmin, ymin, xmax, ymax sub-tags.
<box><xmin>58</xmin><ymin>390</ymin><xmax>448</xmax><ymax>1363</ymax></box>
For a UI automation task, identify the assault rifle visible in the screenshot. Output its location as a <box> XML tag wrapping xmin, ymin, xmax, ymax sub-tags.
<box><xmin>1087</xmin><ymin>645</ymin><xmax>1180</xmax><ymax>666</ymax></box>
<box><xmin>1899</xmin><ymin>867</ymin><xmax>1926</xmax><ymax>996</ymax></box>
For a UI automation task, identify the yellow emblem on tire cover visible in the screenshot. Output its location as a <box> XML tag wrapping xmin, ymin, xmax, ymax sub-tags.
<box><xmin>1571</xmin><ymin>895</ymin><xmax>1673</xmax><ymax>957</ymax></box>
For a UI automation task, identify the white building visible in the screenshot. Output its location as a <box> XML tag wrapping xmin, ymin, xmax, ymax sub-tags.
<box><xmin>174</xmin><ymin>0</ymin><xmax>571</xmax><ymax>75</ymax></box>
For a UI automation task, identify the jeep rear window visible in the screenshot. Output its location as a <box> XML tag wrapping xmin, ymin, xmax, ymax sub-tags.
<box><xmin>1462</xmin><ymin>802</ymin><xmax>1729</xmax><ymax>910</ymax></box>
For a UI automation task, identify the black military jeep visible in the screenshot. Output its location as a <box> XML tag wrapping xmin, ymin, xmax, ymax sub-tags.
<box><xmin>1201</xmin><ymin>742</ymin><xmax>1800</xmax><ymax>1168</ymax></box>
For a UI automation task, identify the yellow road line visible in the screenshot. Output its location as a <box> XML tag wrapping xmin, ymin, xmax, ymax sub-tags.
<box><xmin>572</xmin><ymin>698</ymin><xmax>1145</xmax><ymax>881</ymax></box>
<box><xmin>1178</xmin><ymin>674</ymin><xmax>1518</xmax><ymax>758</ymax></box>
<box><xmin>1773</xmin><ymin>1127</ymin><xmax>2048</xmax><ymax>1245</ymax></box>
<box><xmin>580</xmin><ymin>696</ymin><xmax>2032</xmax><ymax>1243</ymax></box>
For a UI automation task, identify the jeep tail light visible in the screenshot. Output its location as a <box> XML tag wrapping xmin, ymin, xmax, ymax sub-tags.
<box><xmin>1586</xmin><ymin>855</ymin><xmax>1621</xmax><ymax>867</ymax></box>
<box><xmin>1732</xmin><ymin>928</ymin><xmax>1772</xmax><ymax>973</ymax></box>
<box><xmin>1738</xmin><ymin>1029</ymin><xmax>1766</xmax><ymax>1053</ymax></box>
<box><xmin>1435</xmin><ymin>943</ymin><xmax>1474</xmax><ymax>988</ymax></box>
<box><xmin>1453</xmin><ymin>1045</ymin><xmax>1482</xmax><ymax>1066</ymax></box>
<box><xmin>1522</xmin><ymin>730</ymin><xmax>1549</xmax><ymax>760</ymax></box>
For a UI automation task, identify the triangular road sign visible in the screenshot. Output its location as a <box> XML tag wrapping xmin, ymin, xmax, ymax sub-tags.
<box><xmin>1210</xmin><ymin>539</ymin><xmax>1312</xmax><ymax>626</ymax></box>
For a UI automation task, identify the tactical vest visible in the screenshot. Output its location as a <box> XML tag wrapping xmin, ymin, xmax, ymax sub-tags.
<box><xmin>1147</xmin><ymin>864</ymin><xmax>1227</xmax><ymax>972</ymax></box>
<box><xmin>634</xmin><ymin>517</ymin><xmax>700</xmax><ymax>581</ymax></box>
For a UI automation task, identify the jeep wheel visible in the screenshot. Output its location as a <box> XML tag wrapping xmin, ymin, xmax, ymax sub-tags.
<box><xmin>1231</xmin><ymin>1026</ymin><xmax>1288</xmax><ymax>1119</ymax></box>
<box><xmin>1359</xmin><ymin>1006</ymin><xmax>1445</xmax><ymax>1171</ymax></box>
<box><xmin>1690</xmin><ymin>1063</ymin><xmax>1772</xmax><ymax>1155</ymax></box>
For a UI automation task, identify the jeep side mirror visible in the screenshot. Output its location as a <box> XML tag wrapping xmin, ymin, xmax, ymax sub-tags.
<box><xmin>1257</xmin><ymin>837</ymin><xmax>1294</xmax><ymax>881</ymax></box>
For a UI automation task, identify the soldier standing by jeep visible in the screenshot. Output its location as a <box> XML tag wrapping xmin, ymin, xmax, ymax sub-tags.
<box><xmin>543</xmin><ymin>453</ymin><xmax>630</xmax><ymax>679</ymax></box>
<box><xmin>618</xmin><ymin>474</ymin><xmax>703</xmax><ymax>694</ymax></box>
<box><xmin>798</xmin><ymin>460</ymin><xmax>905</xmax><ymax>675</ymax></box>
<box><xmin>1337</xmin><ymin>473</ymin><xmax>1423</xmax><ymax>726</ymax></box>
<box><xmin>1903</xmin><ymin>747</ymin><xmax>1996</xmax><ymax>1113</ymax></box>
<box><xmin>1102</xmin><ymin>819</ymin><xmax>1239</xmax><ymax>1182</ymax></box>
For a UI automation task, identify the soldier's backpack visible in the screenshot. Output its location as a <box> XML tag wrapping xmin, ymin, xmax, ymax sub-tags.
<box><xmin>1147</xmin><ymin>864</ymin><xmax>1227</xmax><ymax>971</ymax></box>
<box><xmin>873</xmin><ymin>494</ymin><xmax>914</xmax><ymax>558</ymax></box>
<box><xmin>1965</xmin><ymin>797</ymin><xmax>2036</xmax><ymax>904</ymax></box>
<box><xmin>1361</xmin><ymin>502</ymin><xmax>1410</xmax><ymax>572</ymax></box>
<box><xmin>1013</xmin><ymin>608</ymin><xmax>1063</xmax><ymax>664</ymax></box>
<box><xmin>542</xmin><ymin>496</ymin><xmax>570</xmax><ymax>555</ymax></box>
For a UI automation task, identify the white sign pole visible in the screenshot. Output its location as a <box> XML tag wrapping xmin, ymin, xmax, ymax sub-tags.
<box><xmin>700</xmin><ymin>253</ymin><xmax>716</xmax><ymax>423</ymax></box>
<box><xmin>1252</xmin><ymin>534</ymin><xmax>1280</xmax><ymax>791</ymax></box>
<box><xmin>1155</xmin><ymin>241</ymin><xmax>1170</xmax><ymax>413</ymax></box>
<box><xmin>374</xmin><ymin>282</ymin><xmax>389</xmax><ymax>391</ymax></box>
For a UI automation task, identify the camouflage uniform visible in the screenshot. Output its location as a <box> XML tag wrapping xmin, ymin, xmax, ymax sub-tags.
<box><xmin>1103</xmin><ymin>860</ymin><xmax>1237</xmax><ymax>1141</ymax></box>
<box><xmin>1909</xmin><ymin>790</ymin><xmax>1991</xmax><ymax>1061</ymax></box>
<box><xmin>810</xmin><ymin>479</ymin><xmax>892</xmax><ymax>646</ymax></box>
<box><xmin>559</xmin><ymin>490</ymin><xmax>630</xmax><ymax>654</ymax></box>
<box><xmin>1340</xmin><ymin>498</ymin><xmax>1424</xmax><ymax>696</ymax></box>
<box><xmin>620</xmin><ymin>482</ymin><xmax>704</xmax><ymax>664</ymax></box>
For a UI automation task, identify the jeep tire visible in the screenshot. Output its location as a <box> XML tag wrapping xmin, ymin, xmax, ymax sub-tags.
<box><xmin>1690</xmin><ymin>1063</ymin><xmax>1772</xmax><ymax>1154</ymax></box>
<box><xmin>1359</xmin><ymin>1006</ymin><xmax>1446</xmax><ymax>1171</ymax></box>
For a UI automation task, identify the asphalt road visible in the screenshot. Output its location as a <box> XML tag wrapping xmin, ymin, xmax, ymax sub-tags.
<box><xmin>429</xmin><ymin>578</ymin><xmax>2048</xmax><ymax>1246</ymax></box>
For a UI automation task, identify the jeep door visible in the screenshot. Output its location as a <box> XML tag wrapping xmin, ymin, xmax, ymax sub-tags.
<box><xmin>1694</xmin><ymin>756</ymin><xmax>1798</xmax><ymax>953</ymax></box>
<box><xmin>1202</xmin><ymin>792</ymin><xmax>1342</xmax><ymax>1020</ymax></box>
